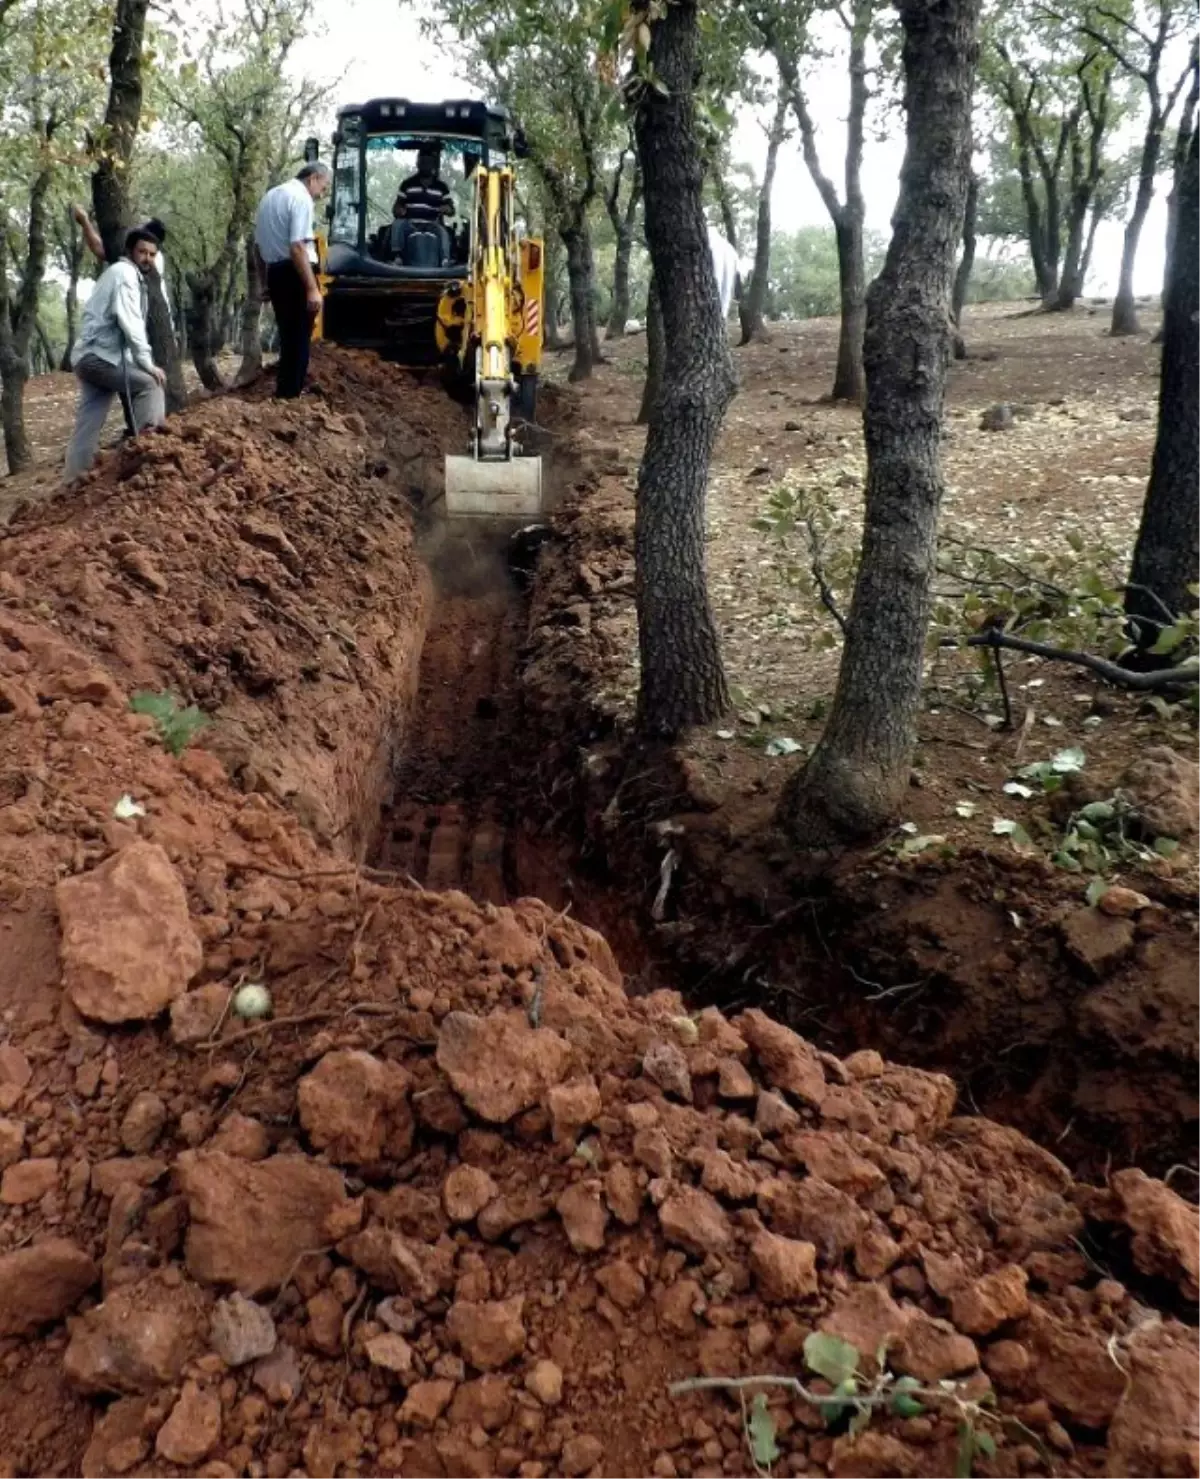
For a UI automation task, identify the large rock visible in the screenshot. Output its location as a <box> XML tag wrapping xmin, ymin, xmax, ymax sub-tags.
<box><xmin>176</xmin><ymin>1151</ymin><xmax>347</xmax><ymax>1296</ymax></box>
<box><xmin>735</xmin><ymin>1009</ymin><xmax>826</xmax><ymax>1108</ymax></box>
<box><xmin>1107</xmin><ymin>1322</ymin><xmax>1200</xmax><ymax>1476</ymax></box>
<box><xmin>1108</xmin><ymin>1168</ymin><xmax>1199</xmax><ymax>1300</ymax></box>
<box><xmin>56</xmin><ymin>842</ymin><xmax>202</xmax><ymax>1023</ymax></box>
<box><xmin>63</xmin><ymin>1281</ymin><xmax>196</xmax><ymax>1394</ymax></box>
<box><xmin>446</xmin><ymin>1296</ymin><xmax>526</xmax><ymax>1371</ymax></box>
<box><xmin>0</xmin><ymin>1238</ymin><xmax>98</xmax><ymax>1336</ymax></box>
<box><xmin>297</xmin><ymin>1050</ymin><xmax>414</xmax><ymax>1165</ymax></box>
<box><xmin>155</xmin><ymin>1380</ymin><xmax>222</xmax><ymax>1466</ymax></box>
<box><xmin>1121</xmin><ymin>746</ymin><xmax>1198</xmax><ymax>840</ymax></box>
<box><xmin>658</xmin><ymin>1187</ymin><xmax>732</xmax><ymax>1258</ymax></box>
<box><xmin>436</xmin><ymin>1010</ymin><xmax>571</xmax><ymax>1124</ymax></box>
<box><xmin>1027</xmin><ymin>1307</ymin><xmax>1127</xmax><ymax>1428</ymax></box>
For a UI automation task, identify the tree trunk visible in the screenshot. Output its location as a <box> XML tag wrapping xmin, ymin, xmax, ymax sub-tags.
<box><xmin>0</xmin><ymin>144</ymin><xmax>54</xmax><ymax>476</ymax></box>
<box><xmin>562</xmin><ymin>226</ymin><xmax>595</xmax><ymax>382</ymax></box>
<box><xmin>952</xmin><ymin>170</ymin><xmax>978</xmax><ymax>358</ymax></box>
<box><xmin>1112</xmin><ymin>102</ymin><xmax>1167</xmax><ymax>336</ymax></box>
<box><xmin>186</xmin><ymin>272</ymin><xmax>226</xmax><ymax>391</ymax></box>
<box><xmin>60</xmin><ymin>260</ymin><xmax>80</xmax><ymax>371</ymax></box>
<box><xmin>1159</xmin><ymin>61</ymin><xmax>1198</xmax><ymax>323</ymax></box>
<box><xmin>607</xmin><ymin>228</ymin><xmax>635</xmax><ymax>339</ymax></box>
<box><xmin>582</xmin><ymin>221</ymin><xmax>604</xmax><ymax>365</ymax></box>
<box><xmin>146</xmin><ymin>267</ymin><xmax>185</xmax><ymax>411</ymax></box>
<box><xmin>637</xmin><ymin>274</ymin><xmax>665</xmax><ymax>426</ymax></box>
<box><xmin>633</xmin><ymin>0</ymin><xmax>737</xmax><ymax>736</ymax></box>
<box><xmin>0</xmin><ymin>359</ymin><xmax>30</xmax><ymax>473</ymax></box>
<box><xmin>92</xmin><ymin>0</ymin><xmax>150</xmax><ymax>262</ymax></box>
<box><xmin>1125</xmin><ymin>126</ymin><xmax>1198</xmax><ymax>652</ymax></box>
<box><xmin>832</xmin><ymin>213</ymin><xmax>866</xmax><ymax>401</ymax></box>
<box><xmin>543</xmin><ymin>235</ymin><xmax>569</xmax><ymax>349</ymax></box>
<box><xmin>236</xmin><ymin>238</ymin><xmax>264</xmax><ymax>384</ymax></box>
<box><xmin>778</xmin><ymin>0</ymin><xmax>978</xmax><ymax>845</ymax></box>
<box><xmin>739</xmin><ymin>93</ymin><xmax>787</xmax><ymax>346</ymax></box>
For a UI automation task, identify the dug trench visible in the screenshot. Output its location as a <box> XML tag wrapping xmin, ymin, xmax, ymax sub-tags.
<box><xmin>0</xmin><ymin>347</ymin><xmax>1195</xmax><ymax>1478</ymax></box>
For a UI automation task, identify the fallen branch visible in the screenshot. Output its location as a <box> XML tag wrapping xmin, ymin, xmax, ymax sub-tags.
<box><xmin>804</xmin><ymin>516</ymin><xmax>847</xmax><ymax>634</ymax></box>
<box><xmin>963</xmin><ymin>632</ymin><xmax>1198</xmax><ymax>690</ymax></box>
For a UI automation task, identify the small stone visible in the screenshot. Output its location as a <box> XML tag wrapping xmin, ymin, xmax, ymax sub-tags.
<box><xmin>716</xmin><ymin>1058</ymin><xmax>755</xmax><ymax>1100</ymax></box>
<box><xmin>64</xmin><ymin>1282</ymin><xmax>194</xmax><ymax>1394</ymax></box>
<box><xmin>210</xmin><ymin>1293</ymin><xmax>277</xmax><ymax>1367</ymax></box>
<box><xmin>365</xmin><ymin>1332</ymin><xmax>415</xmax><ymax>1378</ymax></box>
<box><xmin>0</xmin><ymin>1117</ymin><xmax>25</xmax><ymax>1168</ymax></box>
<box><xmin>653</xmin><ymin>1452</ymin><xmax>678</xmax><ymax>1477</ymax></box>
<box><xmin>843</xmin><ymin>1050</ymin><xmax>885</xmax><ymax>1080</ymax></box>
<box><xmin>120</xmin><ymin>1093</ymin><xmax>168</xmax><ymax>1154</ymax></box>
<box><xmin>443</xmin><ymin>1164</ymin><xmax>499</xmax><ymax>1223</ymax></box>
<box><xmin>0</xmin><ymin>1238</ymin><xmax>98</xmax><ymax>1336</ymax></box>
<box><xmin>893</xmin><ymin>1311</ymin><xmax>979</xmax><ymax>1381</ymax></box>
<box><xmin>595</xmin><ymin>1260</ymin><xmax>646</xmax><ymax>1310</ymax></box>
<box><xmin>447</xmin><ymin>1296</ymin><xmax>526</xmax><ymax>1370</ymax></box>
<box><xmin>749</xmin><ymin>1232</ymin><xmax>818</xmax><ymax>1302</ymax></box>
<box><xmin>209</xmin><ymin>1112</ymin><xmax>270</xmax><ymax>1161</ymax></box>
<box><xmin>633</xmin><ymin>1127</ymin><xmax>673</xmax><ymax>1179</ymax></box>
<box><xmin>737</xmin><ymin>1009</ymin><xmax>826</xmax><ymax>1108</ymax></box>
<box><xmin>1062</xmin><ymin>908</ymin><xmax>1136</xmax><ymax>980</ymax></box>
<box><xmin>156</xmin><ymin>1380</ymin><xmax>222</xmax><ymax>1466</ymax></box>
<box><xmin>604</xmin><ymin>1162</ymin><xmax>642</xmax><ymax>1226</ymax></box>
<box><xmin>659</xmin><ymin>1187</ymin><xmax>732</xmax><ymax>1257</ymax></box>
<box><xmin>699</xmin><ymin>1148</ymin><xmax>757</xmax><ymax>1202</ymax></box>
<box><xmin>980</xmin><ymin>403</ymin><xmax>1015</xmax><ymax>431</ymax></box>
<box><xmin>557</xmin><ymin>1182</ymin><xmax>609</xmax><ymax>1253</ymax></box>
<box><xmin>252</xmin><ymin>1343</ymin><xmax>302</xmax><ymax>1404</ymax></box>
<box><xmin>399</xmin><ymin>1379</ymin><xmax>457</xmax><ymax>1429</ymax></box>
<box><xmin>525</xmin><ymin>1359</ymin><xmax>563</xmax><ymax>1406</ymax></box>
<box><xmin>0</xmin><ymin>1044</ymin><xmax>32</xmax><ymax>1090</ymax></box>
<box><xmin>546</xmin><ymin>1076</ymin><xmax>603</xmax><ymax>1143</ymax></box>
<box><xmin>642</xmin><ymin>1039</ymin><xmax>693</xmax><ymax>1102</ymax></box>
<box><xmin>561</xmin><ymin>1434</ymin><xmax>604</xmax><ymax>1476</ymax></box>
<box><xmin>755</xmin><ymin>1090</ymin><xmax>800</xmax><ymax>1137</ymax></box>
<box><xmin>951</xmin><ymin>1265</ymin><xmax>1030</xmax><ymax>1336</ymax></box>
<box><xmin>1098</xmin><ymin>886</ymin><xmax>1152</xmax><ymax>917</ymax></box>
<box><xmin>0</xmin><ymin>1156</ymin><xmax>58</xmax><ymax>1205</ymax></box>
<box><xmin>170</xmin><ymin>985</ymin><xmax>232</xmax><ymax>1045</ymax></box>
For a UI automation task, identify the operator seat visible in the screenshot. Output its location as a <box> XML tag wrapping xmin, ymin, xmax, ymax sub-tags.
<box><xmin>388</xmin><ymin>218</ymin><xmax>451</xmax><ymax>268</ymax></box>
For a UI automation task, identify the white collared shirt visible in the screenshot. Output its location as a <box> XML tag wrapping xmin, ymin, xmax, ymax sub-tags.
<box><xmin>255</xmin><ymin>179</ymin><xmax>317</xmax><ymax>265</ymax></box>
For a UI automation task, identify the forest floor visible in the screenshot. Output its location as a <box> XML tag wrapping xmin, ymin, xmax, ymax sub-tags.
<box><xmin>0</xmin><ymin>304</ymin><xmax>1195</xmax><ymax>1479</ymax></box>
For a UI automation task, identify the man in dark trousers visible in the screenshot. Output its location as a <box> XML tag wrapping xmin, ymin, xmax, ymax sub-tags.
<box><xmin>253</xmin><ymin>162</ymin><xmax>331</xmax><ymax>398</ymax></box>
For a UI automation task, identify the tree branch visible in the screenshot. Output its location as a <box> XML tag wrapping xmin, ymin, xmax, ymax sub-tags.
<box><xmin>964</xmin><ymin>632</ymin><xmax>1198</xmax><ymax>689</ymax></box>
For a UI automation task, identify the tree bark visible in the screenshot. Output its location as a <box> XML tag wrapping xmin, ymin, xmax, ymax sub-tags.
<box><xmin>236</xmin><ymin>238</ymin><xmax>264</xmax><ymax>384</ymax></box>
<box><xmin>633</xmin><ymin>0</ymin><xmax>737</xmax><ymax>736</ymax></box>
<box><xmin>146</xmin><ymin>267</ymin><xmax>186</xmax><ymax>410</ymax></box>
<box><xmin>637</xmin><ymin>274</ymin><xmax>665</xmax><ymax>425</ymax></box>
<box><xmin>0</xmin><ymin>135</ymin><xmax>54</xmax><ymax>475</ymax></box>
<box><xmin>766</xmin><ymin>0</ymin><xmax>869</xmax><ymax>400</ymax></box>
<box><xmin>1159</xmin><ymin>55</ymin><xmax>1198</xmax><ymax>322</ymax></box>
<box><xmin>778</xmin><ymin>0</ymin><xmax>978</xmax><ymax>845</ymax></box>
<box><xmin>1056</xmin><ymin>65</ymin><xmax>1113</xmax><ymax>310</ymax></box>
<box><xmin>60</xmin><ymin>253</ymin><xmax>81</xmax><ymax>371</ymax></box>
<box><xmin>1125</xmin><ymin>126</ymin><xmax>1198</xmax><ymax>652</ymax></box>
<box><xmin>951</xmin><ymin>169</ymin><xmax>978</xmax><ymax>358</ymax></box>
<box><xmin>562</xmin><ymin>226</ymin><xmax>595</xmax><ymax>382</ymax></box>
<box><xmin>543</xmin><ymin>234</ymin><xmax>569</xmax><ymax>349</ymax></box>
<box><xmin>1111</xmin><ymin>91</ymin><xmax>1168</xmax><ymax>335</ymax></box>
<box><xmin>605</xmin><ymin>151</ymin><xmax>642</xmax><ymax>339</ymax></box>
<box><xmin>583</xmin><ymin>221</ymin><xmax>604</xmax><ymax>365</ymax></box>
<box><xmin>186</xmin><ymin>272</ymin><xmax>226</xmax><ymax>391</ymax></box>
<box><xmin>92</xmin><ymin>0</ymin><xmax>150</xmax><ymax>263</ymax></box>
<box><xmin>739</xmin><ymin>91</ymin><xmax>788</xmax><ymax>346</ymax></box>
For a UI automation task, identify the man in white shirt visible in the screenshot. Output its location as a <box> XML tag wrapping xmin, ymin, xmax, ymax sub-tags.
<box><xmin>706</xmin><ymin>224</ymin><xmax>740</xmax><ymax>323</ymax></box>
<box><xmin>254</xmin><ymin>162</ymin><xmax>331</xmax><ymax>398</ymax></box>
<box><xmin>64</xmin><ymin>227</ymin><xmax>167</xmax><ymax>482</ymax></box>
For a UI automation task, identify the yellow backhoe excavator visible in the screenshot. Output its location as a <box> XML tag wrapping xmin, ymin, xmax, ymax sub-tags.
<box><xmin>306</xmin><ymin>99</ymin><xmax>544</xmax><ymax>517</ymax></box>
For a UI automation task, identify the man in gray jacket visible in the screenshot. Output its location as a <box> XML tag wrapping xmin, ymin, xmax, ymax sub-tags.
<box><xmin>64</xmin><ymin>227</ymin><xmax>167</xmax><ymax>482</ymax></box>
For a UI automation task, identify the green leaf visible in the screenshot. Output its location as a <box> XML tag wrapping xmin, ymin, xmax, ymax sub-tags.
<box><xmin>803</xmin><ymin>1332</ymin><xmax>861</xmax><ymax>1386</ymax></box>
<box><xmin>992</xmin><ymin>818</ymin><xmax>1033</xmax><ymax>848</ymax></box>
<box><xmin>1149</xmin><ymin>623</ymin><xmax>1189</xmax><ymax>657</ymax></box>
<box><xmin>1050</xmin><ymin>746</ymin><xmax>1086</xmax><ymax>773</ymax></box>
<box><xmin>900</xmin><ymin>833</ymin><xmax>946</xmax><ymax>856</ymax></box>
<box><xmin>955</xmin><ymin>1421</ymin><xmax>976</xmax><ymax>1479</ymax></box>
<box><xmin>975</xmin><ymin>1431</ymin><xmax>997</xmax><ymax>1460</ymax></box>
<box><xmin>1153</xmin><ymin>836</ymin><xmax>1180</xmax><ymax>857</ymax></box>
<box><xmin>129</xmin><ymin>690</ymin><xmax>177</xmax><ymax>723</ymax></box>
<box><xmin>747</xmin><ymin>1394</ymin><xmax>779</xmax><ymax>1470</ymax></box>
<box><xmin>891</xmin><ymin>1392</ymin><xmax>925</xmax><ymax>1418</ymax></box>
<box><xmin>1085</xmin><ymin>876</ymin><xmax>1108</xmax><ymax>907</ymax></box>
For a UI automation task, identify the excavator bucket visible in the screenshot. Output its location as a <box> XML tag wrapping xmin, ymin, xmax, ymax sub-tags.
<box><xmin>444</xmin><ymin>453</ymin><xmax>543</xmax><ymax>518</ymax></box>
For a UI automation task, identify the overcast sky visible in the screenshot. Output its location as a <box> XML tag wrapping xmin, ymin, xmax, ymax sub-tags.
<box><xmin>291</xmin><ymin>0</ymin><xmax>1170</xmax><ymax>296</ymax></box>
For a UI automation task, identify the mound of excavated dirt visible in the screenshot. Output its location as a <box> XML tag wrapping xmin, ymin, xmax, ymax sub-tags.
<box><xmin>0</xmin><ymin>350</ymin><xmax>1196</xmax><ymax>1479</ymax></box>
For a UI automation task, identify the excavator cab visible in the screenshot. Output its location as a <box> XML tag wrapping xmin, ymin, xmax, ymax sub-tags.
<box><xmin>312</xmin><ymin>99</ymin><xmax>544</xmax><ymax>517</ymax></box>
